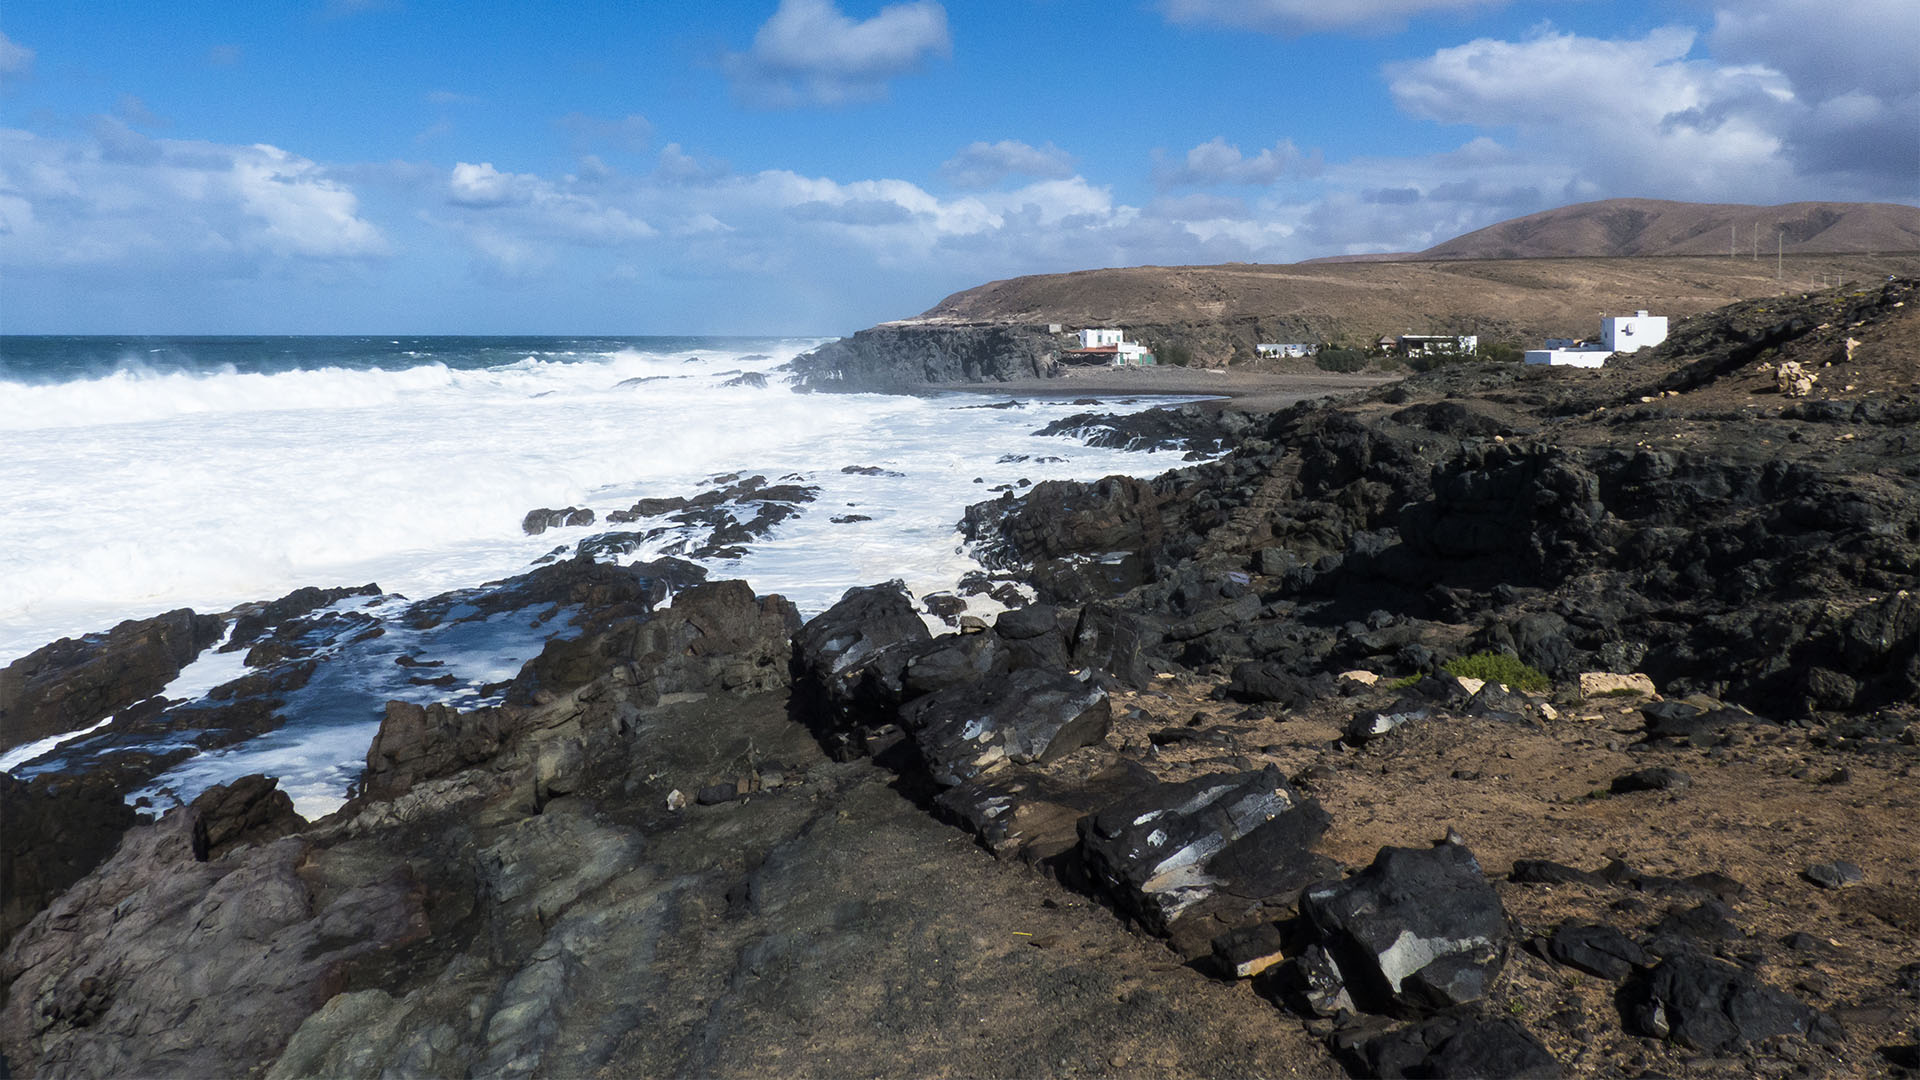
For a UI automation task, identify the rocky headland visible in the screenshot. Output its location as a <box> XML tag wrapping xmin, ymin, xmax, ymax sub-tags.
<box><xmin>3</xmin><ymin>279</ymin><xmax>1918</xmax><ymax>1078</ymax></box>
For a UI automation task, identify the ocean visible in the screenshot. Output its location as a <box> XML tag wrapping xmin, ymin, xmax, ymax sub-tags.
<box><xmin>0</xmin><ymin>336</ymin><xmax>1202</xmax><ymax>813</ymax></box>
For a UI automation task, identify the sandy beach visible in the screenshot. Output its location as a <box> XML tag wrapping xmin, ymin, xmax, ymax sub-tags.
<box><xmin>928</xmin><ymin>364</ymin><xmax>1400</xmax><ymax>412</ymax></box>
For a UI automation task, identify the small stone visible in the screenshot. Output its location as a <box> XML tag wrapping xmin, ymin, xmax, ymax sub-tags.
<box><xmin>665</xmin><ymin>789</ymin><xmax>687</xmax><ymax>811</ymax></box>
<box><xmin>1803</xmin><ymin>861</ymin><xmax>1863</xmax><ymax>889</ymax></box>
<box><xmin>1338</xmin><ymin>669</ymin><xmax>1380</xmax><ymax>687</ymax></box>
<box><xmin>1610</xmin><ymin>767</ymin><xmax>1691</xmax><ymax>794</ymax></box>
<box><xmin>1579</xmin><ymin>672</ymin><xmax>1655</xmax><ymax>700</ymax></box>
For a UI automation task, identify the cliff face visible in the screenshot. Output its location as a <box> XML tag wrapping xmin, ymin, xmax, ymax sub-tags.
<box><xmin>789</xmin><ymin>323</ymin><xmax>1058</xmax><ymax>391</ymax></box>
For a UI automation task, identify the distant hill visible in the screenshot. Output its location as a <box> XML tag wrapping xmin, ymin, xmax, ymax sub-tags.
<box><xmin>1412</xmin><ymin>199</ymin><xmax>1920</xmax><ymax>260</ymax></box>
<box><xmin>899</xmin><ymin>251</ymin><xmax>1920</xmax><ymax>366</ymax></box>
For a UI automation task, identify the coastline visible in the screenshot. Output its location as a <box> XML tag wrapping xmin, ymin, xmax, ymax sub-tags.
<box><xmin>927</xmin><ymin>365</ymin><xmax>1400</xmax><ymax>412</ymax></box>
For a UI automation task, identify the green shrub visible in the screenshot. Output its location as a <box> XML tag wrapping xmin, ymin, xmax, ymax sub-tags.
<box><xmin>1152</xmin><ymin>340</ymin><xmax>1193</xmax><ymax>367</ymax></box>
<box><xmin>1442</xmin><ymin>651</ymin><xmax>1550</xmax><ymax>693</ymax></box>
<box><xmin>1476</xmin><ymin>341</ymin><xmax>1525</xmax><ymax>364</ymax></box>
<box><xmin>1315</xmin><ymin>347</ymin><xmax>1369</xmax><ymax>373</ymax></box>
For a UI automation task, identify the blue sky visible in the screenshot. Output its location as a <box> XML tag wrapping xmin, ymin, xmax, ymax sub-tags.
<box><xmin>1</xmin><ymin>0</ymin><xmax>1914</xmax><ymax>334</ymax></box>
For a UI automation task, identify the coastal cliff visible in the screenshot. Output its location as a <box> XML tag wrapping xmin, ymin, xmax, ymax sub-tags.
<box><xmin>789</xmin><ymin>322</ymin><xmax>1059</xmax><ymax>391</ymax></box>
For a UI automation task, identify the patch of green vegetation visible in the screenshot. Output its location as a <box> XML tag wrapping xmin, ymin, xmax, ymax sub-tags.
<box><xmin>1152</xmin><ymin>340</ymin><xmax>1194</xmax><ymax>367</ymax></box>
<box><xmin>1314</xmin><ymin>347</ymin><xmax>1369</xmax><ymax>373</ymax></box>
<box><xmin>1475</xmin><ymin>341</ymin><xmax>1526</xmax><ymax>364</ymax></box>
<box><xmin>1385</xmin><ymin>673</ymin><xmax>1424</xmax><ymax>690</ymax></box>
<box><xmin>1442</xmin><ymin>651</ymin><xmax>1550</xmax><ymax>693</ymax></box>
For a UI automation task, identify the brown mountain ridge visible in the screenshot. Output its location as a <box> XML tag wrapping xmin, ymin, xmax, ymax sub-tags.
<box><xmin>1412</xmin><ymin>198</ymin><xmax>1920</xmax><ymax>260</ymax></box>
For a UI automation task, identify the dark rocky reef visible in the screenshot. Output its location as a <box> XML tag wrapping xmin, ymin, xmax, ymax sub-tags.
<box><xmin>961</xmin><ymin>278</ymin><xmax>1920</xmax><ymax>726</ymax></box>
<box><xmin>0</xmin><ymin>609</ymin><xmax>224</xmax><ymax>753</ymax></box>
<box><xmin>789</xmin><ymin>323</ymin><xmax>1059</xmax><ymax>391</ymax></box>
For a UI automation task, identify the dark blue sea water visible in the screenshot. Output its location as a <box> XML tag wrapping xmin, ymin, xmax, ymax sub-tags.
<box><xmin>0</xmin><ymin>335</ymin><xmax>773</xmax><ymax>383</ymax></box>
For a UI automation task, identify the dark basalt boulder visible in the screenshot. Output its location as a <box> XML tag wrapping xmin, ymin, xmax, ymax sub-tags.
<box><xmin>897</xmin><ymin>667</ymin><xmax>1110</xmax><ymax>787</ymax></box>
<box><xmin>790</xmin><ymin>581</ymin><xmax>933</xmax><ymax>757</ymax></box>
<box><xmin>1</xmin><ymin>608</ymin><xmax>225</xmax><ymax>752</ymax></box>
<box><xmin>0</xmin><ymin>772</ymin><xmax>138</xmax><ymax>949</ymax></box>
<box><xmin>364</xmin><ymin>701</ymin><xmax>511</xmax><ymax>802</ymax></box>
<box><xmin>1292</xmin><ymin>842</ymin><xmax>1511</xmax><ymax>1017</ymax></box>
<box><xmin>1078</xmin><ymin>765</ymin><xmax>1335</xmax><ymax>954</ymax></box>
<box><xmin>1546</xmin><ymin>923</ymin><xmax>1650</xmax><ymax>980</ymax></box>
<box><xmin>521</xmin><ymin>506</ymin><xmax>595</xmax><ymax>535</ymax></box>
<box><xmin>901</xmin><ymin>632</ymin><xmax>1009</xmax><ymax>699</ymax></box>
<box><xmin>993</xmin><ymin>604</ymin><xmax>1073</xmax><ymax>671</ymax></box>
<box><xmin>1334</xmin><ymin>1011</ymin><xmax>1561</xmax><ymax>1079</ymax></box>
<box><xmin>722</xmin><ymin>371</ymin><xmax>768</xmax><ymax>388</ymax></box>
<box><xmin>188</xmin><ymin>774</ymin><xmax>305</xmax><ymax>861</ymax></box>
<box><xmin>598</xmin><ymin>579</ymin><xmax>800</xmax><ymax>705</ymax></box>
<box><xmin>1623</xmin><ymin>952</ymin><xmax>1824</xmax><ymax>1053</ymax></box>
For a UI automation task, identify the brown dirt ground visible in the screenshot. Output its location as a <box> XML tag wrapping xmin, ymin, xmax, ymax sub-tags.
<box><xmin>995</xmin><ymin>671</ymin><xmax>1920</xmax><ymax>1077</ymax></box>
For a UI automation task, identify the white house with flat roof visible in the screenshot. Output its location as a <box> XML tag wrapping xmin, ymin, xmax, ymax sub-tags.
<box><xmin>1527</xmin><ymin>310</ymin><xmax>1668</xmax><ymax>368</ymax></box>
<box><xmin>1257</xmin><ymin>343</ymin><xmax>1317</xmax><ymax>358</ymax></box>
<box><xmin>1064</xmin><ymin>327</ymin><xmax>1155</xmax><ymax>366</ymax></box>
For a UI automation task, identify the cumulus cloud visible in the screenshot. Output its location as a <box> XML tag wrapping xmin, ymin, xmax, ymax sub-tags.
<box><xmin>1160</xmin><ymin>0</ymin><xmax>1513</xmax><ymax>34</ymax></box>
<box><xmin>939</xmin><ymin>140</ymin><xmax>1075</xmax><ymax>189</ymax></box>
<box><xmin>1708</xmin><ymin>0</ymin><xmax>1920</xmax><ymax>190</ymax></box>
<box><xmin>1155</xmin><ymin>136</ymin><xmax>1322</xmax><ymax>187</ymax></box>
<box><xmin>1388</xmin><ymin>27</ymin><xmax>1800</xmax><ymax>200</ymax></box>
<box><xmin>0</xmin><ymin>127</ymin><xmax>387</xmax><ymax>275</ymax></box>
<box><xmin>725</xmin><ymin>0</ymin><xmax>950</xmax><ymax>107</ymax></box>
<box><xmin>0</xmin><ymin>31</ymin><xmax>33</xmax><ymax>82</ymax></box>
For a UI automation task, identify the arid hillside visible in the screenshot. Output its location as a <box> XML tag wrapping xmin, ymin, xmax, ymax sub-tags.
<box><xmin>1415</xmin><ymin>198</ymin><xmax>1920</xmax><ymax>260</ymax></box>
<box><xmin>902</xmin><ymin>252</ymin><xmax>1920</xmax><ymax>363</ymax></box>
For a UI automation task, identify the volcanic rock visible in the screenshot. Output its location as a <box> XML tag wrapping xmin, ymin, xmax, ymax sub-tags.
<box><xmin>1</xmin><ymin>608</ymin><xmax>224</xmax><ymax>752</ymax></box>
<box><xmin>1292</xmin><ymin>843</ymin><xmax>1511</xmax><ymax>1017</ymax></box>
<box><xmin>1623</xmin><ymin>952</ymin><xmax>1824</xmax><ymax>1052</ymax></box>
<box><xmin>1078</xmin><ymin>765</ymin><xmax>1334</xmax><ymax>953</ymax></box>
<box><xmin>897</xmin><ymin>667</ymin><xmax>1111</xmax><ymax>787</ymax></box>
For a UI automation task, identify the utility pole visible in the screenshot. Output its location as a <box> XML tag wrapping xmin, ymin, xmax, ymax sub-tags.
<box><xmin>1730</xmin><ymin>223</ymin><xmax>1736</xmax><ymax>258</ymax></box>
<box><xmin>1777</xmin><ymin>231</ymin><xmax>1783</xmax><ymax>280</ymax></box>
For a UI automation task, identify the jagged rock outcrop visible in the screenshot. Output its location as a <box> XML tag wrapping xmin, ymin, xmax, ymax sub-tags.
<box><xmin>0</xmin><ymin>609</ymin><xmax>224</xmax><ymax>752</ymax></box>
<box><xmin>789</xmin><ymin>323</ymin><xmax>1058</xmax><ymax>391</ymax></box>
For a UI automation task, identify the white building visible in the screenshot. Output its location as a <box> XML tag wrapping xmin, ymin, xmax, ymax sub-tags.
<box><xmin>1602</xmin><ymin>311</ymin><xmax>1668</xmax><ymax>353</ymax></box>
<box><xmin>1526</xmin><ymin>310</ymin><xmax>1668</xmax><ymax>368</ymax></box>
<box><xmin>1065</xmin><ymin>327</ymin><xmax>1155</xmax><ymax>366</ymax></box>
<box><xmin>1257</xmin><ymin>343</ymin><xmax>1317</xmax><ymax>358</ymax></box>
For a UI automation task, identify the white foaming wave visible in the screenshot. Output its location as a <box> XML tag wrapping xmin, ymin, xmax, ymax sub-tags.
<box><xmin>0</xmin><ymin>342</ymin><xmax>815</xmax><ymax>432</ymax></box>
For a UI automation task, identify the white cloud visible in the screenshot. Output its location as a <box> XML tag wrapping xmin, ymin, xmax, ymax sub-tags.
<box><xmin>0</xmin><ymin>31</ymin><xmax>34</xmax><ymax>81</ymax></box>
<box><xmin>1388</xmin><ymin>28</ymin><xmax>1798</xmax><ymax>200</ymax></box>
<box><xmin>1708</xmin><ymin>0</ymin><xmax>1920</xmax><ymax>189</ymax></box>
<box><xmin>725</xmin><ymin>0</ymin><xmax>951</xmax><ymax>107</ymax></box>
<box><xmin>939</xmin><ymin>140</ymin><xmax>1076</xmax><ymax>189</ymax></box>
<box><xmin>1155</xmin><ymin>136</ymin><xmax>1323</xmax><ymax>187</ymax></box>
<box><xmin>1160</xmin><ymin>0</ymin><xmax>1513</xmax><ymax>34</ymax></box>
<box><xmin>0</xmin><ymin>127</ymin><xmax>388</xmax><ymax>273</ymax></box>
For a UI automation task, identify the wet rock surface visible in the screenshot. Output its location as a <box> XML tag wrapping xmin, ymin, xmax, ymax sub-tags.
<box><xmin>0</xmin><ymin>608</ymin><xmax>224</xmax><ymax>752</ymax></box>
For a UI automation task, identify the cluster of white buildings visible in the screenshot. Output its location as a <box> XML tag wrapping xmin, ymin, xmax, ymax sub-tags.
<box><xmin>1525</xmin><ymin>310</ymin><xmax>1668</xmax><ymax>368</ymax></box>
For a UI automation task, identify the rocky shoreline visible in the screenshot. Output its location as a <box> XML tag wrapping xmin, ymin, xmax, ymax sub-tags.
<box><xmin>3</xmin><ymin>280</ymin><xmax>1917</xmax><ymax>1077</ymax></box>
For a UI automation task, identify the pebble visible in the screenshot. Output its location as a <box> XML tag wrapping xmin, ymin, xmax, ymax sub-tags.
<box><xmin>1804</xmin><ymin>861</ymin><xmax>1864</xmax><ymax>889</ymax></box>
